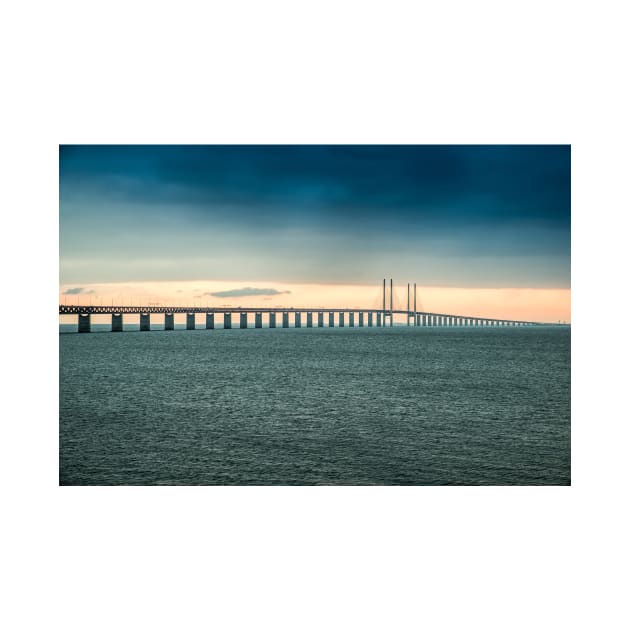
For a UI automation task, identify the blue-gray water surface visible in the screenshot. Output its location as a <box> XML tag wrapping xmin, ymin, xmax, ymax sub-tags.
<box><xmin>59</xmin><ymin>327</ymin><xmax>570</xmax><ymax>485</ymax></box>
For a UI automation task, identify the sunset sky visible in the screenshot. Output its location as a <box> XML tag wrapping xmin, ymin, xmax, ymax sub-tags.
<box><xmin>59</xmin><ymin>145</ymin><xmax>571</xmax><ymax>322</ymax></box>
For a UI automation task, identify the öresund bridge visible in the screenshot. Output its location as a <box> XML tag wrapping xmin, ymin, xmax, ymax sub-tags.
<box><xmin>59</xmin><ymin>279</ymin><xmax>547</xmax><ymax>333</ymax></box>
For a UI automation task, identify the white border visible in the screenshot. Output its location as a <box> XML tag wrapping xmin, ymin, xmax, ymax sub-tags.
<box><xmin>4</xmin><ymin>1</ymin><xmax>628</xmax><ymax>629</ymax></box>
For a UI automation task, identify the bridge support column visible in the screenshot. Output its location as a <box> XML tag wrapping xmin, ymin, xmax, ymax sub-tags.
<box><xmin>339</xmin><ymin>312</ymin><xmax>345</xmax><ymax>327</ymax></box>
<box><xmin>318</xmin><ymin>312</ymin><xmax>324</xmax><ymax>327</ymax></box>
<box><xmin>358</xmin><ymin>312</ymin><xmax>364</xmax><ymax>327</ymax></box>
<box><xmin>206</xmin><ymin>313</ymin><xmax>214</xmax><ymax>329</ymax></box>
<box><xmin>349</xmin><ymin>312</ymin><xmax>354</xmax><ymax>327</ymax></box>
<box><xmin>224</xmin><ymin>313</ymin><xmax>231</xmax><ymax>329</ymax></box>
<box><xmin>255</xmin><ymin>313</ymin><xmax>262</xmax><ymax>328</ymax></box>
<box><xmin>140</xmin><ymin>313</ymin><xmax>150</xmax><ymax>331</ymax></box>
<box><xmin>78</xmin><ymin>313</ymin><xmax>91</xmax><ymax>333</ymax></box>
<box><xmin>307</xmin><ymin>312</ymin><xmax>313</xmax><ymax>327</ymax></box>
<box><xmin>112</xmin><ymin>313</ymin><xmax>123</xmax><ymax>332</ymax></box>
<box><xmin>368</xmin><ymin>312</ymin><xmax>373</xmax><ymax>327</ymax></box>
<box><xmin>240</xmin><ymin>313</ymin><xmax>247</xmax><ymax>328</ymax></box>
<box><xmin>328</xmin><ymin>312</ymin><xmax>334</xmax><ymax>327</ymax></box>
<box><xmin>269</xmin><ymin>312</ymin><xmax>276</xmax><ymax>328</ymax></box>
<box><xmin>283</xmin><ymin>312</ymin><xmax>289</xmax><ymax>328</ymax></box>
<box><xmin>376</xmin><ymin>312</ymin><xmax>381</xmax><ymax>327</ymax></box>
<box><xmin>186</xmin><ymin>313</ymin><xmax>195</xmax><ymax>330</ymax></box>
<box><xmin>165</xmin><ymin>313</ymin><xmax>174</xmax><ymax>330</ymax></box>
<box><xmin>295</xmin><ymin>312</ymin><xmax>301</xmax><ymax>328</ymax></box>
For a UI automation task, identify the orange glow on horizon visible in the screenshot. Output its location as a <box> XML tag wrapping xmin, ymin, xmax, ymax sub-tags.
<box><xmin>59</xmin><ymin>281</ymin><xmax>571</xmax><ymax>324</ymax></box>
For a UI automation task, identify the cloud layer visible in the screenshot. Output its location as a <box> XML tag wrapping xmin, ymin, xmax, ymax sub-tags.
<box><xmin>59</xmin><ymin>146</ymin><xmax>570</xmax><ymax>288</ymax></box>
<box><xmin>63</xmin><ymin>287</ymin><xmax>94</xmax><ymax>295</ymax></box>
<box><xmin>208</xmin><ymin>287</ymin><xmax>291</xmax><ymax>298</ymax></box>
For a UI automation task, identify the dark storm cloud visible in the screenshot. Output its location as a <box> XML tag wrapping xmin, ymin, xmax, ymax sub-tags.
<box><xmin>208</xmin><ymin>288</ymin><xmax>291</xmax><ymax>298</ymax></box>
<box><xmin>63</xmin><ymin>287</ymin><xmax>94</xmax><ymax>295</ymax></box>
<box><xmin>59</xmin><ymin>145</ymin><xmax>570</xmax><ymax>226</ymax></box>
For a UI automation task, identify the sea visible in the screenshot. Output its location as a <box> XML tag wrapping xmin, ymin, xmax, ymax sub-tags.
<box><xmin>59</xmin><ymin>325</ymin><xmax>571</xmax><ymax>485</ymax></box>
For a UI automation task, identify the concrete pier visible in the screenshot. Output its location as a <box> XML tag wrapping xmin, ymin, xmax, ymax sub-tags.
<box><xmin>376</xmin><ymin>313</ymin><xmax>381</xmax><ymax>326</ymax></box>
<box><xmin>329</xmin><ymin>312</ymin><xmax>334</xmax><ymax>327</ymax></box>
<box><xmin>349</xmin><ymin>312</ymin><xmax>355</xmax><ymax>327</ymax></box>
<box><xmin>206</xmin><ymin>313</ymin><xmax>214</xmax><ymax>329</ymax></box>
<box><xmin>78</xmin><ymin>313</ymin><xmax>91</xmax><ymax>333</ymax></box>
<box><xmin>112</xmin><ymin>313</ymin><xmax>123</xmax><ymax>332</ymax></box>
<box><xmin>224</xmin><ymin>313</ymin><xmax>231</xmax><ymax>329</ymax></box>
<box><xmin>339</xmin><ymin>312</ymin><xmax>345</xmax><ymax>327</ymax></box>
<box><xmin>318</xmin><ymin>312</ymin><xmax>324</xmax><ymax>327</ymax></box>
<box><xmin>283</xmin><ymin>312</ymin><xmax>289</xmax><ymax>328</ymax></box>
<box><xmin>307</xmin><ymin>312</ymin><xmax>313</xmax><ymax>328</ymax></box>
<box><xmin>255</xmin><ymin>313</ymin><xmax>262</xmax><ymax>328</ymax></box>
<box><xmin>140</xmin><ymin>313</ymin><xmax>150</xmax><ymax>331</ymax></box>
<box><xmin>186</xmin><ymin>313</ymin><xmax>195</xmax><ymax>330</ymax></box>
<box><xmin>295</xmin><ymin>312</ymin><xmax>301</xmax><ymax>328</ymax></box>
<box><xmin>165</xmin><ymin>313</ymin><xmax>174</xmax><ymax>330</ymax></box>
<box><xmin>368</xmin><ymin>312</ymin><xmax>373</xmax><ymax>327</ymax></box>
<box><xmin>359</xmin><ymin>312</ymin><xmax>364</xmax><ymax>327</ymax></box>
<box><xmin>269</xmin><ymin>312</ymin><xmax>276</xmax><ymax>328</ymax></box>
<box><xmin>240</xmin><ymin>313</ymin><xmax>247</xmax><ymax>329</ymax></box>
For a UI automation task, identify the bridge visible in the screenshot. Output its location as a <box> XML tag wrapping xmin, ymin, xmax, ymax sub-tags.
<box><xmin>59</xmin><ymin>279</ymin><xmax>546</xmax><ymax>332</ymax></box>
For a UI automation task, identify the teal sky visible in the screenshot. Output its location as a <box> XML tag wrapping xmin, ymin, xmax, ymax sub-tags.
<box><xmin>60</xmin><ymin>145</ymin><xmax>570</xmax><ymax>288</ymax></box>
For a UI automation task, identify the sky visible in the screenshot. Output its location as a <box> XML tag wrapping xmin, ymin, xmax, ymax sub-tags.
<box><xmin>59</xmin><ymin>145</ymin><xmax>571</xmax><ymax>322</ymax></box>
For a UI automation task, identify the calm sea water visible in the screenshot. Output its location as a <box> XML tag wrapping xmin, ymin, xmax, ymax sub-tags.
<box><xmin>59</xmin><ymin>326</ymin><xmax>570</xmax><ymax>485</ymax></box>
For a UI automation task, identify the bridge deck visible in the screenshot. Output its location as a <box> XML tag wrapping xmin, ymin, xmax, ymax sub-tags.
<box><xmin>58</xmin><ymin>305</ymin><xmax>542</xmax><ymax>325</ymax></box>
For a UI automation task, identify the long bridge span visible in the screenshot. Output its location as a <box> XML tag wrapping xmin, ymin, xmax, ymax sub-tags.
<box><xmin>60</xmin><ymin>278</ymin><xmax>548</xmax><ymax>332</ymax></box>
